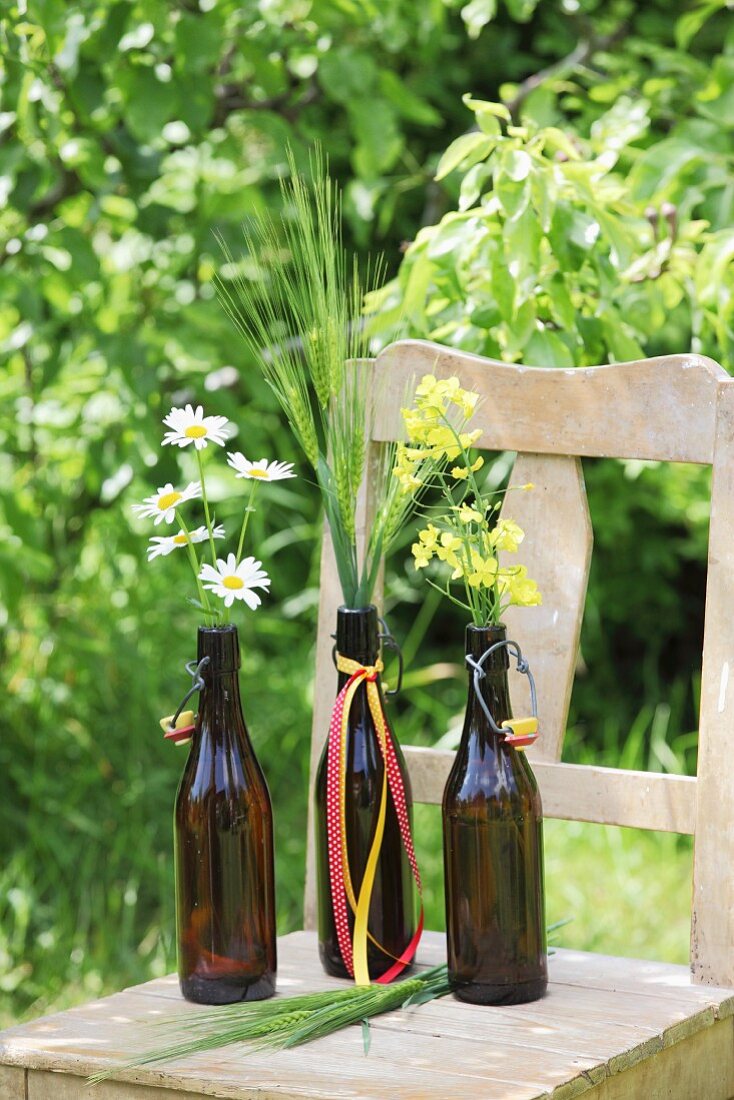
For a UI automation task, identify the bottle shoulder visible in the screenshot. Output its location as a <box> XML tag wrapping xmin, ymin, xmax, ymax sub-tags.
<box><xmin>444</xmin><ymin>731</ymin><xmax>541</xmax><ymax>815</ymax></box>
<box><xmin>177</xmin><ymin>726</ymin><xmax>270</xmax><ymax>802</ymax></box>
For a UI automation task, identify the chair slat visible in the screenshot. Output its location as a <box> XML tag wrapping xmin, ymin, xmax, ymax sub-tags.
<box><xmin>403</xmin><ymin>745</ymin><xmax>697</xmax><ymax>834</ymax></box>
<box><xmin>692</xmin><ymin>381</ymin><xmax>734</xmax><ymax>985</ymax></box>
<box><xmin>500</xmin><ymin>454</ymin><xmax>592</xmax><ymax>762</ymax></box>
<box><xmin>306</xmin><ymin>342</ymin><xmax>734</xmax><ymax>986</ymax></box>
<box><xmin>374</xmin><ymin>340</ymin><xmax>727</xmax><ymax>463</ymax></box>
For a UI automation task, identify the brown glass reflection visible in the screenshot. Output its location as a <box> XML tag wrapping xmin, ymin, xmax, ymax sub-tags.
<box><xmin>174</xmin><ymin>625</ymin><xmax>276</xmax><ymax>1004</ymax></box>
<box><xmin>315</xmin><ymin>606</ymin><xmax>416</xmax><ymax>979</ymax></box>
<box><xmin>443</xmin><ymin>623</ymin><xmax>547</xmax><ymax>1005</ymax></box>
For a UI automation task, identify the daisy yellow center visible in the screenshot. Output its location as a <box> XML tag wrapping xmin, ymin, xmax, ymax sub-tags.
<box><xmin>185</xmin><ymin>425</ymin><xmax>208</xmax><ymax>439</ymax></box>
<box><xmin>157</xmin><ymin>491</ymin><xmax>182</xmax><ymax>510</ymax></box>
<box><xmin>173</xmin><ymin>534</ymin><xmax>189</xmax><ymax>545</ymax></box>
<box><xmin>247</xmin><ymin>468</ymin><xmax>270</xmax><ymax>479</ymax></box>
<box><xmin>223</xmin><ymin>575</ymin><xmax>244</xmax><ymax>590</ymax></box>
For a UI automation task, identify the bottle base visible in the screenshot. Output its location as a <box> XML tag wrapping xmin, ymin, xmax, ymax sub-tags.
<box><xmin>180</xmin><ymin>972</ymin><xmax>276</xmax><ymax>1005</ymax></box>
<box><xmin>453</xmin><ymin>975</ymin><xmax>547</xmax><ymax>1006</ymax></box>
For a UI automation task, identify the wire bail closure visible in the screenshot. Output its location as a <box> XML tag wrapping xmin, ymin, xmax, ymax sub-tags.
<box><xmin>378</xmin><ymin>617</ymin><xmax>403</xmax><ymax>697</ymax></box>
<box><xmin>466</xmin><ymin>639</ymin><xmax>539</xmax><ymax>750</ymax></box>
<box><xmin>160</xmin><ymin>656</ymin><xmax>210</xmax><ymax>746</ymax></box>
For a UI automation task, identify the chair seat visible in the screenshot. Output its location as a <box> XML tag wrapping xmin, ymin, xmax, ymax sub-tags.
<box><xmin>2</xmin><ymin>930</ymin><xmax>734</xmax><ymax>1100</ymax></box>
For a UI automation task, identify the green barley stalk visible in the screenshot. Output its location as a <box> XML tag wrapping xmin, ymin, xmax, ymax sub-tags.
<box><xmin>87</xmin><ymin>965</ymin><xmax>452</xmax><ymax>1086</ymax></box>
<box><xmin>214</xmin><ymin>149</ymin><xmax>419</xmax><ymax>609</ymax></box>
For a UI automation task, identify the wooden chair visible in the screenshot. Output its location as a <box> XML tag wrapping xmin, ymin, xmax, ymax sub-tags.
<box><xmin>3</xmin><ymin>338</ymin><xmax>734</xmax><ymax>1099</ymax></box>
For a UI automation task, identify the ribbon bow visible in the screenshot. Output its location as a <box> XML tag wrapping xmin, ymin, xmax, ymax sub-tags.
<box><xmin>326</xmin><ymin>654</ymin><xmax>424</xmax><ymax>987</ymax></box>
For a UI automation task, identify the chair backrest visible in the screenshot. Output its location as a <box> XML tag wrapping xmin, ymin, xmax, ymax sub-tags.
<box><xmin>304</xmin><ymin>338</ymin><xmax>734</xmax><ymax>988</ymax></box>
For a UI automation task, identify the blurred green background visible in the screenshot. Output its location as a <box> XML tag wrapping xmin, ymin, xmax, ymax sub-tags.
<box><xmin>2</xmin><ymin>0</ymin><xmax>733</xmax><ymax>1025</ymax></box>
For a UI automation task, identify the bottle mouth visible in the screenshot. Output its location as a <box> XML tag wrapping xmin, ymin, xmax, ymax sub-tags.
<box><xmin>335</xmin><ymin>606</ymin><xmax>379</xmax><ymax>662</ymax></box>
<box><xmin>197</xmin><ymin>624</ymin><xmax>241</xmax><ymax>673</ymax></box>
<box><xmin>465</xmin><ymin>622</ymin><xmax>509</xmax><ymax>669</ymax></box>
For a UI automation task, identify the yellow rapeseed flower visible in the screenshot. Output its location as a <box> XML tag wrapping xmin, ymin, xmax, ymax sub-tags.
<box><xmin>491</xmin><ymin>518</ymin><xmax>525</xmax><ymax>553</ymax></box>
<box><xmin>467</xmin><ymin>550</ymin><xmax>498</xmax><ymax>589</ymax></box>
<box><xmin>418</xmin><ymin>523</ymin><xmax>440</xmax><ymax>549</ymax></box>
<box><xmin>456</xmin><ymin>503</ymin><xmax>484</xmax><ymax>523</ymax></box>
<box><xmin>412</xmin><ymin>542</ymin><xmax>433</xmax><ymax>569</ymax></box>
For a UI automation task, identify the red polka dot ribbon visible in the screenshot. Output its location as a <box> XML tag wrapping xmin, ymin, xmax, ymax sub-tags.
<box><xmin>326</xmin><ymin>654</ymin><xmax>424</xmax><ymax>987</ymax></box>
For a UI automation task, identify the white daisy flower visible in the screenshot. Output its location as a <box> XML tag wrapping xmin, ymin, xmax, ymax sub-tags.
<box><xmin>227</xmin><ymin>453</ymin><xmax>297</xmax><ymax>482</ymax></box>
<box><xmin>199</xmin><ymin>553</ymin><xmax>271</xmax><ymax>610</ymax></box>
<box><xmin>162</xmin><ymin>404</ymin><xmax>230</xmax><ymax>450</ymax></box>
<box><xmin>147</xmin><ymin>524</ymin><xmax>225</xmax><ymax>561</ymax></box>
<box><xmin>132</xmin><ymin>481</ymin><xmax>202</xmax><ymax>526</ymax></box>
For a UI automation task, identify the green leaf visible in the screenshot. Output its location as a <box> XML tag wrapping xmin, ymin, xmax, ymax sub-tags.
<box><xmin>118</xmin><ymin>67</ymin><xmax>178</xmax><ymax>143</ymax></box>
<box><xmin>540</xmin><ymin>127</ymin><xmax>582</xmax><ymax>162</ymax></box>
<box><xmin>495</xmin><ymin>172</ymin><xmax>530</xmax><ymax>221</ymax></box>
<box><xmin>378</xmin><ymin>71</ymin><xmax>441</xmax><ymax>127</ymax></box>
<box><xmin>462</xmin><ymin>94</ymin><xmax>511</xmax><ymax>122</ymax></box>
<box><xmin>350</xmin><ymin>99</ymin><xmax>402</xmax><ymax>178</ymax></box>
<box><xmin>600</xmin><ymin>315</ymin><xmax>645</xmax><ymax>362</ymax></box>
<box><xmin>459</xmin><ymin>162</ymin><xmax>491</xmax><ymax>211</ymax></box>
<box><xmin>318</xmin><ymin>47</ymin><xmax>376</xmax><ymax>105</ymax></box>
<box><xmin>435</xmin><ymin>131</ymin><xmax>495</xmax><ymax>181</ymax></box>
<box><xmin>526</xmin><ymin>328</ymin><xmax>574</xmax><ymax>367</ymax></box>
<box><xmin>592</xmin><ymin>206</ymin><xmax>637</xmax><ymax>271</ymax></box>
<box><xmin>402</xmin><ymin>252</ymin><xmax>437</xmax><ymax>319</ymax></box>
<box><xmin>546</xmin><ymin>274</ymin><xmax>575</xmax><ymax>331</ymax></box>
<box><xmin>461</xmin><ymin>0</ymin><xmax>497</xmax><ymax>39</ymax></box>
<box><xmin>675</xmin><ymin>1</ymin><xmax>728</xmax><ymax>48</ymax></box>
<box><xmin>505</xmin><ymin>0</ymin><xmax>540</xmax><ymax>20</ymax></box>
<box><xmin>503</xmin><ymin>148</ymin><xmax>532</xmax><ymax>182</ymax></box>
<box><xmin>490</xmin><ymin>246</ymin><xmax>515</xmax><ymax>319</ymax></box>
<box><xmin>426</xmin><ymin>212</ymin><xmax>478</xmax><ymax>259</ymax></box>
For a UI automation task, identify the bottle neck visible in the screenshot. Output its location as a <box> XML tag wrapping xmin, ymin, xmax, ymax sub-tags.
<box><xmin>335</xmin><ymin>605</ymin><xmax>380</xmax><ymax>689</ymax></box>
<box><xmin>464</xmin><ymin>623</ymin><xmax>512</xmax><ymax>736</ymax></box>
<box><xmin>196</xmin><ymin>625</ymin><xmax>246</xmax><ymax>738</ymax></box>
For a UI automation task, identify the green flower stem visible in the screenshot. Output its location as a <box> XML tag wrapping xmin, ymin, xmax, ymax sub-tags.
<box><xmin>176</xmin><ymin>510</ymin><xmax>211</xmax><ymax>619</ymax></box>
<box><xmin>236</xmin><ymin>480</ymin><xmax>258</xmax><ymax>561</ymax></box>
<box><xmin>441</xmin><ymin>412</ymin><xmax>486</xmax><ymax>513</ymax></box>
<box><xmin>432</xmin><ymin>463</ymin><xmax>486</xmax><ymax>626</ymax></box>
<box><xmin>196</xmin><ymin>449</ymin><xmax>218</xmax><ymax>566</ymax></box>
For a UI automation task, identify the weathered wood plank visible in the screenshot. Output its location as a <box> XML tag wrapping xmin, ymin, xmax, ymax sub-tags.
<box><xmin>692</xmin><ymin>381</ymin><xmax>734</xmax><ymax>987</ymax></box>
<box><xmin>404</xmin><ymin>746</ymin><xmax>697</xmax><ymax>833</ymax></box>
<box><xmin>1</xmin><ymin>994</ymin><xmax>577</xmax><ymax>1099</ymax></box>
<box><xmin>500</xmin><ymin>454</ymin><xmax>592</xmax><ymax>763</ymax></box>
<box><xmin>374</xmin><ymin>340</ymin><xmax>727</xmax><ymax>463</ymax></box>
<box><xmin>0</xmin><ymin>1063</ymin><xmax>25</xmax><ymax>1099</ymax></box>
<box><xmin>566</xmin><ymin>1016</ymin><xmax>734</xmax><ymax>1100</ymax></box>
<box><xmin>302</xmin><ymin>517</ymin><xmax>343</xmax><ymax>933</ymax></box>
<box><xmin>28</xmin><ymin>1070</ymin><xmax>206</xmax><ymax>1099</ymax></box>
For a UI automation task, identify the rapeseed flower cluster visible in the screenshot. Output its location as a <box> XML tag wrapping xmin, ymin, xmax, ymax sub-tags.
<box><xmin>398</xmin><ymin>374</ymin><xmax>541</xmax><ymax>624</ymax></box>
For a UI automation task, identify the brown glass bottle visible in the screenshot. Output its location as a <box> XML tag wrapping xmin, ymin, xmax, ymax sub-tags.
<box><xmin>443</xmin><ymin>623</ymin><xmax>547</xmax><ymax>1005</ymax></box>
<box><xmin>315</xmin><ymin>606</ymin><xmax>416</xmax><ymax>979</ymax></box>
<box><xmin>174</xmin><ymin>625</ymin><xmax>276</xmax><ymax>1004</ymax></box>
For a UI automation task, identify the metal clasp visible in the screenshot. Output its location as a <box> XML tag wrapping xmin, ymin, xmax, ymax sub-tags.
<box><xmin>465</xmin><ymin>639</ymin><xmax>539</xmax><ymax>749</ymax></box>
<box><xmin>379</xmin><ymin>617</ymin><xmax>403</xmax><ymax>697</ymax></box>
<box><xmin>170</xmin><ymin>656</ymin><xmax>210</xmax><ymax>729</ymax></box>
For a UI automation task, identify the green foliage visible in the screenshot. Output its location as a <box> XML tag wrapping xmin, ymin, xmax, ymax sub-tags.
<box><xmin>0</xmin><ymin>0</ymin><xmax>729</xmax><ymax>1027</ymax></box>
<box><xmin>369</xmin><ymin>79</ymin><xmax>732</xmax><ymax>368</ymax></box>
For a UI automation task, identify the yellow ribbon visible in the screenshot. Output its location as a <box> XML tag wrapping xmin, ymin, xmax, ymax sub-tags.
<box><xmin>336</xmin><ymin>655</ymin><xmax>390</xmax><ymax>987</ymax></box>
